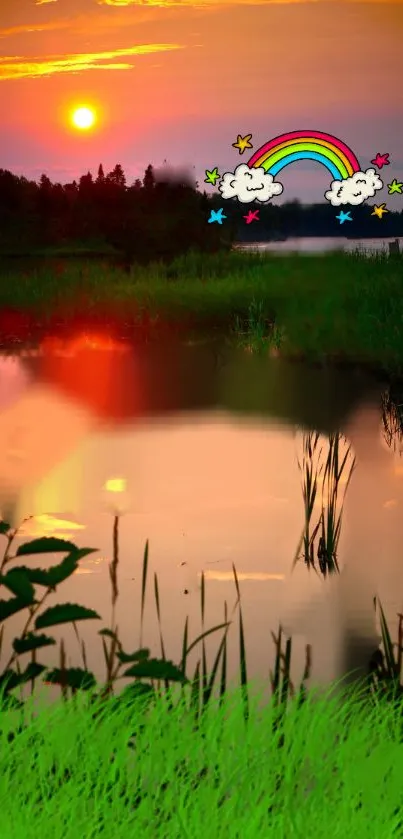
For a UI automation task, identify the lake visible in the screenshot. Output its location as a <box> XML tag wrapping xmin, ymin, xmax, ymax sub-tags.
<box><xmin>234</xmin><ymin>236</ymin><xmax>402</xmax><ymax>255</ymax></box>
<box><xmin>0</xmin><ymin>336</ymin><xmax>402</xmax><ymax>702</ymax></box>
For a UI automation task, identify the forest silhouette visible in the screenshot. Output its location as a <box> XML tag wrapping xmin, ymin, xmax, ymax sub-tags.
<box><xmin>0</xmin><ymin>163</ymin><xmax>402</xmax><ymax>265</ymax></box>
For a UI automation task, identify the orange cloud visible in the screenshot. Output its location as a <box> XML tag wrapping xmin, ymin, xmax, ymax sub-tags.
<box><xmin>0</xmin><ymin>11</ymin><xmax>161</xmax><ymax>40</ymax></box>
<box><xmin>94</xmin><ymin>0</ymin><xmax>320</xmax><ymax>5</ymax></box>
<box><xmin>0</xmin><ymin>0</ymin><xmax>399</xmax><ymax>43</ymax></box>
<box><xmin>0</xmin><ymin>21</ymin><xmax>73</xmax><ymax>39</ymax></box>
<box><xmin>30</xmin><ymin>0</ymin><xmax>403</xmax><ymax>4</ymax></box>
<box><xmin>0</xmin><ymin>43</ymin><xmax>184</xmax><ymax>80</ymax></box>
<box><xmin>97</xmin><ymin>0</ymin><xmax>403</xmax><ymax>4</ymax></box>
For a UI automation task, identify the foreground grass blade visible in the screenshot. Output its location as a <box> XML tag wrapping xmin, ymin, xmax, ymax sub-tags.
<box><xmin>232</xmin><ymin>563</ymin><xmax>249</xmax><ymax>724</ymax></box>
<box><xmin>139</xmin><ymin>541</ymin><xmax>149</xmax><ymax>648</ymax></box>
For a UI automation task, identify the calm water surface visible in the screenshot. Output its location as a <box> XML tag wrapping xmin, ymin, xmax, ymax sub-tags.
<box><xmin>234</xmin><ymin>235</ymin><xmax>402</xmax><ymax>255</ymax></box>
<box><xmin>0</xmin><ymin>336</ymin><xmax>402</xmax><ymax>700</ymax></box>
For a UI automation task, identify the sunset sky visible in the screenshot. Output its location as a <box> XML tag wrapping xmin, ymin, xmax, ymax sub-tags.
<box><xmin>0</xmin><ymin>0</ymin><xmax>402</xmax><ymax>204</ymax></box>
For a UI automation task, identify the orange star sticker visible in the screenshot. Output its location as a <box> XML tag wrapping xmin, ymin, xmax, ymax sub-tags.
<box><xmin>371</xmin><ymin>203</ymin><xmax>389</xmax><ymax>219</ymax></box>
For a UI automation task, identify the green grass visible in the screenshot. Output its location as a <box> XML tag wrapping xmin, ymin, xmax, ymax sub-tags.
<box><xmin>1</xmin><ymin>677</ymin><xmax>403</xmax><ymax>838</ymax></box>
<box><xmin>1</xmin><ymin>249</ymin><xmax>403</xmax><ymax>371</ymax></box>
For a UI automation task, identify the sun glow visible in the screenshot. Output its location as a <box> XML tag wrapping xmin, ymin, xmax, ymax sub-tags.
<box><xmin>71</xmin><ymin>106</ymin><xmax>96</xmax><ymax>131</ymax></box>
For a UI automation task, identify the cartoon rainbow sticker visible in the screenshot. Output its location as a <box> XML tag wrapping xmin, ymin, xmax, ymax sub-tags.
<box><xmin>247</xmin><ymin>130</ymin><xmax>361</xmax><ymax>181</ymax></box>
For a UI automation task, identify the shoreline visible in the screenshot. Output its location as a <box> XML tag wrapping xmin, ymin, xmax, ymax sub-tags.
<box><xmin>1</xmin><ymin>249</ymin><xmax>403</xmax><ymax>377</ymax></box>
<box><xmin>0</xmin><ymin>302</ymin><xmax>396</xmax><ymax>387</ymax></box>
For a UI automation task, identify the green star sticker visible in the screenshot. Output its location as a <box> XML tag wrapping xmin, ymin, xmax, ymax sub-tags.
<box><xmin>204</xmin><ymin>167</ymin><xmax>220</xmax><ymax>185</ymax></box>
<box><xmin>387</xmin><ymin>179</ymin><xmax>403</xmax><ymax>195</ymax></box>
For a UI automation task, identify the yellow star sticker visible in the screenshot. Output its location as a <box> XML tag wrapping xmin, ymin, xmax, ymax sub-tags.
<box><xmin>387</xmin><ymin>179</ymin><xmax>403</xmax><ymax>195</ymax></box>
<box><xmin>371</xmin><ymin>203</ymin><xmax>389</xmax><ymax>219</ymax></box>
<box><xmin>232</xmin><ymin>133</ymin><xmax>253</xmax><ymax>155</ymax></box>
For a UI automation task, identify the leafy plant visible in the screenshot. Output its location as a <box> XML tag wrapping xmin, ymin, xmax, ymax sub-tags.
<box><xmin>0</xmin><ymin>509</ymin><xmax>313</xmax><ymax>734</ymax></box>
<box><xmin>0</xmin><ymin>517</ymin><xmax>207</xmax><ymax>709</ymax></box>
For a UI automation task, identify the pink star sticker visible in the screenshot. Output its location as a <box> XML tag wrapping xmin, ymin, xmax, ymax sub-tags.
<box><xmin>370</xmin><ymin>152</ymin><xmax>390</xmax><ymax>169</ymax></box>
<box><xmin>244</xmin><ymin>209</ymin><xmax>259</xmax><ymax>224</ymax></box>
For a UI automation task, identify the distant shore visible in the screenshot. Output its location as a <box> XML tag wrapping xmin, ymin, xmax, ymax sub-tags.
<box><xmin>0</xmin><ymin>235</ymin><xmax>401</xmax><ymax>261</ymax></box>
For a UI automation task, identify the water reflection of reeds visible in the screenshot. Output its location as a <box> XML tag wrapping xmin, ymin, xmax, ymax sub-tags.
<box><xmin>293</xmin><ymin>430</ymin><xmax>355</xmax><ymax>576</ymax></box>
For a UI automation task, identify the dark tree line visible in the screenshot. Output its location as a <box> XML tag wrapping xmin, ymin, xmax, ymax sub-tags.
<box><xmin>0</xmin><ymin>162</ymin><xmax>402</xmax><ymax>265</ymax></box>
<box><xmin>0</xmin><ymin>163</ymin><xmax>233</xmax><ymax>264</ymax></box>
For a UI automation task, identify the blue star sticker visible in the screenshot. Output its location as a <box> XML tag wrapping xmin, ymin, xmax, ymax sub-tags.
<box><xmin>336</xmin><ymin>210</ymin><xmax>352</xmax><ymax>224</ymax></box>
<box><xmin>208</xmin><ymin>208</ymin><xmax>226</xmax><ymax>225</ymax></box>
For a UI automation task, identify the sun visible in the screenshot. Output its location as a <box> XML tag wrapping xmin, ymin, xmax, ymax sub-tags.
<box><xmin>71</xmin><ymin>106</ymin><xmax>96</xmax><ymax>131</ymax></box>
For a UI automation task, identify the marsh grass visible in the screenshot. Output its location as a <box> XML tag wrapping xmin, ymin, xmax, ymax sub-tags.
<box><xmin>0</xmin><ymin>516</ymin><xmax>310</xmax><ymax>719</ymax></box>
<box><xmin>368</xmin><ymin>600</ymin><xmax>403</xmax><ymax>704</ymax></box>
<box><xmin>289</xmin><ymin>415</ymin><xmax>403</xmax><ymax>699</ymax></box>
<box><xmin>1</xmin><ymin>249</ymin><xmax>403</xmax><ymax>369</ymax></box>
<box><xmin>231</xmin><ymin>297</ymin><xmax>285</xmax><ymax>355</ymax></box>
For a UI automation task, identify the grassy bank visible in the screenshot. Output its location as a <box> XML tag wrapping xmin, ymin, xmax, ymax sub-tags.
<box><xmin>1</xmin><ymin>249</ymin><xmax>403</xmax><ymax>372</ymax></box>
<box><xmin>2</xmin><ymin>679</ymin><xmax>403</xmax><ymax>838</ymax></box>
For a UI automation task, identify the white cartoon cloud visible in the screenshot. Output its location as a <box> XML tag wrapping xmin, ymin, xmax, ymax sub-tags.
<box><xmin>218</xmin><ymin>163</ymin><xmax>283</xmax><ymax>204</ymax></box>
<box><xmin>325</xmin><ymin>168</ymin><xmax>383</xmax><ymax>207</ymax></box>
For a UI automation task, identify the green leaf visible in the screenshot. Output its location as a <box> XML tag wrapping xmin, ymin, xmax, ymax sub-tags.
<box><xmin>67</xmin><ymin>548</ymin><xmax>99</xmax><ymax>562</ymax></box>
<box><xmin>37</xmin><ymin>554</ymin><xmax>78</xmax><ymax>588</ymax></box>
<box><xmin>122</xmin><ymin>658</ymin><xmax>188</xmax><ymax>683</ymax></box>
<box><xmin>116</xmin><ymin>647</ymin><xmax>150</xmax><ymax>664</ymax></box>
<box><xmin>0</xmin><ymin>521</ymin><xmax>11</xmax><ymax>535</ymax></box>
<box><xmin>0</xmin><ymin>596</ymin><xmax>34</xmax><ymax>622</ymax></box>
<box><xmin>44</xmin><ymin>668</ymin><xmax>97</xmax><ymax>690</ymax></box>
<box><xmin>0</xmin><ymin>663</ymin><xmax>46</xmax><ymax>695</ymax></box>
<box><xmin>14</xmin><ymin>560</ymin><xmax>76</xmax><ymax>588</ymax></box>
<box><xmin>14</xmin><ymin>567</ymin><xmax>52</xmax><ymax>586</ymax></box>
<box><xmin>35</xmin><ymin>603</ymin><xmax>101</xmax><ymax>630</ymax></box>
<box><xmin>98</xmin><ymin>628</ymin><xmax>119</xmax><ymax>639</ymax></box>
<box><xmin>10</xmin><ymin>550</ymin><xmax>98</xmax><ymax>589</ymax></box>
<box><xmin>12</xmin><ymin>632</ymin><xmax>56</xmax><ymax>655</ymax></box>
<box><xmin>16</xmin><ymin>537</ymin><xmax>79</xmax><ymax>556</ymax></box>
<box><xmin>0</xmin><ymin>569</ymin><xmax>35</xmax><ymax>602</ymax></box>
<box><xmin>21</xmin><ymin>661</ymin><xmax>47</xmax><ymax>684</ymax></box>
